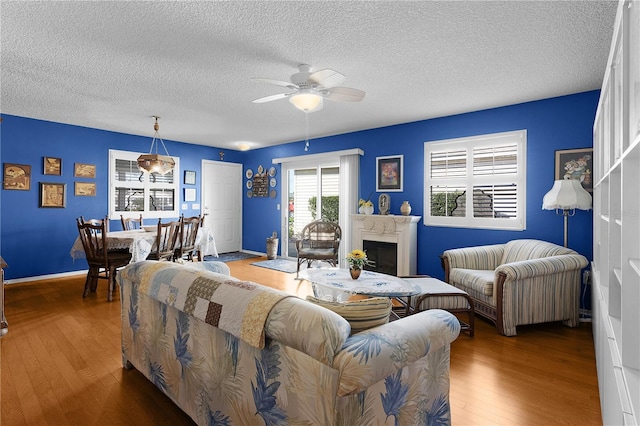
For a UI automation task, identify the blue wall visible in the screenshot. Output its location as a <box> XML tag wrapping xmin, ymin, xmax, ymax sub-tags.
<box><xmin>0</xmin><ymin>116</ymin><xmax>242</xmax><ymax>279</ymax></box>
<box><xmin>1</xmin><ymin>90</ymin><xmax>597</xmax><ymax>280</ymax></box>
<box><xmin>243</xmin><ymin>90</ymin><xmax>597</xmax><ymax>280</ymax></box>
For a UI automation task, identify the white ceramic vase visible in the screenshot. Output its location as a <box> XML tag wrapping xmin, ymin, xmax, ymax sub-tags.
<box><xmin>400</xmin><ymin>201</ymin><xmax>412</xmax><ymax>216</ymax></box>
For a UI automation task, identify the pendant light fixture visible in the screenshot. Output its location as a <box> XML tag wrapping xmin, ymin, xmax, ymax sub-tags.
<box><xmin>137</xmin><ymin>116</ymin><xmax>175</xmax><ymax>174</ymax></box>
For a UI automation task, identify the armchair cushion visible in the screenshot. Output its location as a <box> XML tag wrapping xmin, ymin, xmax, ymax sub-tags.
<box><xmin>449</xmin><ymin>268</ymin><xmax>495</xmax><ymax>297</ymax></box>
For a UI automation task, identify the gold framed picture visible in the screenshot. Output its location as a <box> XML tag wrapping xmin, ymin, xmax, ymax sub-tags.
<box><xmin>3</xmin><ymin>163</ymin><xmax>31</xmax><ymax>190</ymax></box>
<box><xmin>43</xmin><ymin>157</ymin><xmax>62</xmax><ymax>176</ymax></box>
<box><xmin>74</xmin><ymin>163</ymin><xmax>96</xmax><ymax>178</ymax></box>
<box><xmin>40</xmin><ymin>182</ymin><xmax>66</xmax><ymax>208</ymax></box>
<box><xmin>75</xmin><ymin>182</ymin><xmax>96</xmax><ymax>196</ymax></box>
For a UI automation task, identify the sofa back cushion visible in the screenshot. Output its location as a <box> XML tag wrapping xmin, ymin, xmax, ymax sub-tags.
<box><xmin>501</xmin><ymin>239</ymin><xmax>575</xmax><ymax>265</ymax></box>
<box><xmin>306</xmin><ymin>296</ymin><xmax>392</xmax><ymax>334</ymax></box>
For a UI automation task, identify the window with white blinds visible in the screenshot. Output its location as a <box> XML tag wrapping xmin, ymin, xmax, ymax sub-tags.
<box><xmin>109</xmin><ymin>149</ymin><xmax>180</xmax><ymax>220</ymax></box>
<box><xmin>424</xmin><ymin>130</ymin><xmax>526</xmax><ymax>230</ymax></box>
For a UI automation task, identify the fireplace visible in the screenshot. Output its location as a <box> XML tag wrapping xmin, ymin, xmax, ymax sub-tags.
<box><xmin>363</xmin><ymin>240</ymin><xmax>398</xmax><ymax>276</ymax></box>
<box><xmin>351</xmin><ymin>214</ymin><xmax>420</xmax><ymax>276</ymax></box>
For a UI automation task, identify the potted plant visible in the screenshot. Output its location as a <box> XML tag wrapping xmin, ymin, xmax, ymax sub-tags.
<box><xmin>346</xmin><ymin>249</ymin><xmax>374</xmax><ymax>279</ymax></box>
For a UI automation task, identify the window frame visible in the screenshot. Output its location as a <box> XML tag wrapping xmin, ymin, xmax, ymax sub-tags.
<box><xmin>109</xmin><ymin>149</ymin><xmax>180</xmax><ymax>220</ymax></box>
<box><xmin>423</xmin><ymin>130</ymin><xmax>527</xmax><ymax>231</ymax></box>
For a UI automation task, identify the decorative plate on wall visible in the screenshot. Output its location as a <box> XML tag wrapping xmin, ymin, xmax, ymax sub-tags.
<box><xmin>268</xmin><ymin>166</ymin><xmax>277</xmax><ymax>177</ymax></box>
<box><xmin>246</xmin><ymin>169</ymin><xmax>253</xmax><ymax>179</ymax></box>
<box><xmin>270</xmin><ymin>178</ymin><xmax>277</xmax><ymax>187</ymax></box>
<box><xmin>246</xmin><ymin>180</ymin><xmax>253</xmax><ymax>189</ymax></box>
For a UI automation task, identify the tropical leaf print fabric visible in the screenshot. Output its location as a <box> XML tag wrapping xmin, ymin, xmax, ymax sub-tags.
<box><xmin>118</xmin><ymin>262</ymin><xmax>460</xmax><ymax>425</ymax></box>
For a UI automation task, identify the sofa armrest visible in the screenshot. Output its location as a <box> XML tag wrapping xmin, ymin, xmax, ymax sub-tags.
<box><xmin>496</xmin><ymin>254</ymin><xmax>588</xmax><ymax>281</ymax></box>
<box><xmin>333</xmin><ymin>309</ymin><xmax>460</xmax><ymax>397</ymax></box>
<box><xmin>265</xmin><ymin>297</ymin><xmax>350</xmax><ymax>367</ymax></box>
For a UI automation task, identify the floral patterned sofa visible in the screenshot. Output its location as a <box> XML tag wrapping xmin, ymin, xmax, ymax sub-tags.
<box><xmin>117</xmin><ymin>261</ymin><xmax>460</xmax><ymax>426</ymax></box>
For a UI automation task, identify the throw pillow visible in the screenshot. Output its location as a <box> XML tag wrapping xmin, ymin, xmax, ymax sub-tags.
<box><xmin>306</xmin><ymin>296</ymin><xmax>392</xmax><ymax>334</ymax></box>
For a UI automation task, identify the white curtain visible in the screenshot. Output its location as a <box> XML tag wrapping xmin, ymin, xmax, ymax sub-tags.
<box><xmin>338</xmin><ymin>153</ymin><xmax>360</xmax><ymax>267</ymax></box>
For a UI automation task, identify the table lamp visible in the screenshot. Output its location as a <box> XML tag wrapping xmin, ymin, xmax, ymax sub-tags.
<box><xmin>542</xmin><ymin>179</ymin><xmax>592</xmax><ymax>247</ymax></box>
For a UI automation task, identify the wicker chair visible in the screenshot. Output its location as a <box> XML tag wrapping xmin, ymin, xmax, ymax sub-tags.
<box><xmin>441</xmin><ymin>239</ymin><xmax>588</xmax><ymax>336</ymax></box>
<box><xmin>295</xmin><ymin>220</ymin><xmax>342</xmax><ymax>278</ymax></box>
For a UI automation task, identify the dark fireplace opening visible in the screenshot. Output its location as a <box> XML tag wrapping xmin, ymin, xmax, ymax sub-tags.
<box><xmin>363</xmin><ymin>240</ymin><xmax>398</xmax><ymax>276</ymax></box>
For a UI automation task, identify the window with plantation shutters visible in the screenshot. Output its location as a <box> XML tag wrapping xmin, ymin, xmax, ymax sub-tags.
<box><xmin>109</xmin><ymin>149</ymin><xmax>180</xmax><ymax>220</ymax></box>
<box><xmin>424</xmin><ymin>130</ymin><xmax>526</xmax><ymax>230</ymax></box>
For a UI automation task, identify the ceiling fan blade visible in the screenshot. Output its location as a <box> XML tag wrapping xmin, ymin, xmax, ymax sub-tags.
<box><xmin>252</xmin><ymin>93</ymin><xmax>292</xmax><ymax>103</ymax></box>
<box><xmin>323</xmin><ymin>87</ymin><xmax>366</xmax><ymax>102</ymax></box>
<box><xmin>308</xmin><ymin>69</ymin><xmax>346</xmax><ymax>88</ymax></box>
<box><xmin>251</xmin><ymin>78</ymin><xmax>298</xmax><ymax>90</ymax></box>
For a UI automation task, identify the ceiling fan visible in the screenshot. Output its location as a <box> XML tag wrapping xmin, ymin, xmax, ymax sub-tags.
<box><xmin>251</xmin><ymin>64</ymin><xmax>365</xmax><ymax>113</ymax></box>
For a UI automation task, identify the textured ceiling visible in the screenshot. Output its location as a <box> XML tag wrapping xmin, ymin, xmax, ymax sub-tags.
<box><xmin>1</xmin><ymin>1</ymin><xmax>617</xmax><ymax>150</ymax></box>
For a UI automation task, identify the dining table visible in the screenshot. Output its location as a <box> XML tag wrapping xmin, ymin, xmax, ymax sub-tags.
<box><xmin>70</xmin><ymin>227</ymin><xmax>218</xmax><ymax>263</ymax></box>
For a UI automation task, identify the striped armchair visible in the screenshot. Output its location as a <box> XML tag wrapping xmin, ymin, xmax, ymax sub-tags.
<box><xmin>441</xmin><ymin>239</ymin><xmax>588</xmax><ymax>336</ymax></box>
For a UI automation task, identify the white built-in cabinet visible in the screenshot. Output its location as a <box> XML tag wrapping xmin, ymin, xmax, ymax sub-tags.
<box><xmin>592</xmin><ymin>0</ymin><xmax>640</xmax><ymax>424</ymax></box>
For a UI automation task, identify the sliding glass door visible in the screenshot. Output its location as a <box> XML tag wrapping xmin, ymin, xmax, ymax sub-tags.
<box><xmin>285</xmin><ymin>165</ymin><xmax>339</xmax><ymax>259</ymax></box>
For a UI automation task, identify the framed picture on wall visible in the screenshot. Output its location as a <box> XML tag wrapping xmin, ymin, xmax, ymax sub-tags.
<box><xmin>184</xmin><ymin>188</ymin><xmax>196</xmax><ymax>202</ymax></box>
<box><xmin>43</xmin><ymin>157</ymin><xmax>62</xmax><ymax>175</ymax></box>
<box><xmin>75</xmin><ymin>182</ymin><xmax>96</xmax><ymax>196</ymax></box>
<box><xmin>555</xmin><ymin>148</ymin><xmax>593</xmax><ymax>192</ymax></box>
<box><xmin>3</xmin><ymin>163</ymin><xmax>31</xmax><ymax>190</ymax></box>
<box><xmin>74</xmin><ymin>163</ymin><xmax>96</xmax><ymax>178</ymax></box>
<box><xmin>40</xmin><ymin>182</ymin><xmax>66</xmax><ymax>208</ymax></box>
<box><xmin>376</xmin><ymin>155</ymin><xmax>403</xmax><ymax>192</ymax></box>
<box><xmin>184</xmin><ymin>170</ymin><xmax>196</xmax><ymax>185</ymax></box>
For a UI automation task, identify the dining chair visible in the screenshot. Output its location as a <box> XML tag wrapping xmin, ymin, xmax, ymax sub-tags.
<box><xmin>76</xmin><ymin>217</ymin><xmax>132</xmax><ymax>302</ymax></box>
<box><xmin>174</xmin><ymin>215</ymin><xmax>203</xmax><ymax>262</ymax></box>
<box><xmin>80</xmin><ymin>215</ymin><xmax>110</xmax><ymax>232</ymax></box>
<box><xmin>121</xmin><ymin>214</ymin><xmax>143</xmax><ymax>231</ymax></box>
<box><xmin>147</xmin><ymin>218</ymin><xmax>181</xmax><ymax>261</ymax></box>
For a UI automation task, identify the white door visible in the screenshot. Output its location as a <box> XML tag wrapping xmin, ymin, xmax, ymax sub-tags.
<box><xmin>201</xmin><ymin>160</ymin><xmax>242</xmax><ymax>254</ymax></box>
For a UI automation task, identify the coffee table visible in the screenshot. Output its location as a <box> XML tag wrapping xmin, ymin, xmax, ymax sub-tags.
<box><xmin>298</xmin><ymin>268</ymin><xmax>421</xmax><ymax>319</ymax></box>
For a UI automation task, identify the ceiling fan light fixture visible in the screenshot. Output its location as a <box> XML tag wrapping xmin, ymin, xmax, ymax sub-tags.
<box><xmin>289</xmin><ymin>92</ymin><xmax>323</xmax><ymax>113</ymax></box>
<box><xmin>137</xmin><ymin>116</ymin><xmax>175</xmax><ymax>175</ymax></box>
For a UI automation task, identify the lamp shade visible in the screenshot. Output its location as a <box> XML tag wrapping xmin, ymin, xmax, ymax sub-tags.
<box><xmin>289</xmin><ymin>92</ymin><xmax>323</xmax><ymax>112</ymax></box>
<box><xmin>542</xmin><ymin>179</ymin><xmax>592</xmax><ymax>210</ymax></box>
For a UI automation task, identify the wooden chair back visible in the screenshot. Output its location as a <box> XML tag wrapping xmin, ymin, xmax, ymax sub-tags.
<box><xmin>76</xmin><ymin>217</ymin><xmax>108</xmax><ymax>266</ymax></box>
<box><xmin>121</xmin><ymin>214</ymin><xmax>143</xmax><ymax>231</ymax></box>
<box><xmin>149</xmin><ymin>219</ymin><xmax>180</xmax><ymax>261</ymax></box>
<box><xmin>76</xmin><ymin>217</ymin><xmax>131</xmax><ymax>301</ymax></box>
<box><xmin>175</xmin><ymin>215</ymin><xmax>202</xmax><ymax>261</ymax></box>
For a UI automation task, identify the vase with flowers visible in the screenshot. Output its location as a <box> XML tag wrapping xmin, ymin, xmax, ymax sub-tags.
<box><xmin>346</xmin><ymin>249</ymin><xmax>374</xmax><ymax>279</ymax></box>
<box><xmin>358</xmin><ymin>198</ymin><xmax>374</xmax><ymax>215</ymax></box>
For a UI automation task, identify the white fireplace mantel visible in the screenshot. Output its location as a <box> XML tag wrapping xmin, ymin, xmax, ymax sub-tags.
<box><xmin>350</xmin><ymin>214</ymin><xmax>420</xmax><ymax>276</ymax></box>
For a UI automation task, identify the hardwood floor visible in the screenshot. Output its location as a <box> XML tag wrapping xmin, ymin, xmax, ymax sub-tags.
<box><xmin>1</xmin><ymin>258</ymin><xmax>601</xmax><ymax>425</ymax></box>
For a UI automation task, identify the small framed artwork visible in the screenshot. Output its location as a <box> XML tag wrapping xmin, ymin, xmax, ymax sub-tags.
<box><xmin>184</xmin><ymin>188</ymin><xmax>197</xmax><ymax>202</ymax></box>
<box><xmin>40</xmin><ymin>182</ymin><xmax>66</xmax><ymax>208</ymax></box>
<box><xmin>555</xmin><ymin>148</ymin><xmax>593</xmax><ymax>192</ymax></box>
<box><xmin>74</xmin><ymin>163</ymin><xmax>96</xmax><ymax>178</ymax></box>
<box><xmin>44</xmin><ymin>157</ymin><xmax>62</xmax><ymax>176</ymax></box>
<box><xmin>184</xmin><ymin>170</ymin><xmax>196</xmax><ymax>185</ymax></box>
<box><xmin>75</xmin><ymin>182</ymin><xmax>96</xmax><ymax>196</ymax></box>
<box><xmin>376</xmin><ymin>155</ymin><xmax>403</xmax><ymax>192</ymax></box>
<box><xmin>3</xmin><ymin>163</ymin><xmax>31</xmax><ymax>190</ymax></box>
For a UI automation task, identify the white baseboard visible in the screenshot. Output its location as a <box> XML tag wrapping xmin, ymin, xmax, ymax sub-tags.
<box><xmin>5</xmin><ymin>269</ymin><xmax>87</xmax><ymax>285</ymax></box>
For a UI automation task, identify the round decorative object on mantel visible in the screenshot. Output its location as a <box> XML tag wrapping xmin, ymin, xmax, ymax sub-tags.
<box><xmin>378</xmin><ymin>193</ymin><xmax>390</xmax><ymax>215</ymax></box>
<box><xmin>400</xmin><ymin>201</ymin><xmax>412</xmax><ymax>216</ymax></box>
<box><xmin>349</xmin><ymin>268</ymin><xmax>361</xmax><ymax>280</ymax></box>
<box><xmin>362</xmin><ymin>205</ymin><xmax>374</xmax><ymax>215</ymax></box>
